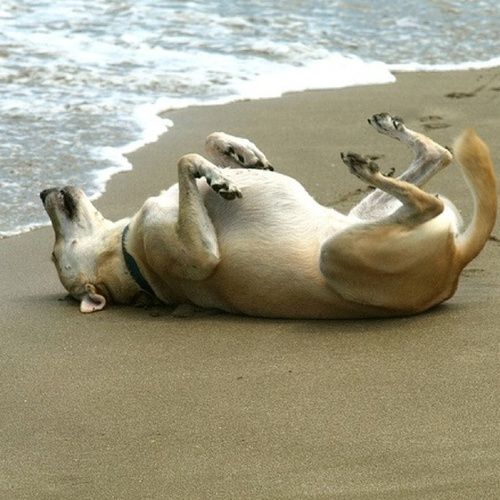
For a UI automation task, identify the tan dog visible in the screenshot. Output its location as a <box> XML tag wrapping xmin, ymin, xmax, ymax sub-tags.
<box><xmin>41</xmin><ymin>113</ymin><xmax>497</xmax><ymax>318</ymax></box>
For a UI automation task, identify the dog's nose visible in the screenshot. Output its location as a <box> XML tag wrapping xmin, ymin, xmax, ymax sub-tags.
<box><xmin>40</xmin><ymin>188</ymin><xmax>57</xmax><ymax>203</ymax></box>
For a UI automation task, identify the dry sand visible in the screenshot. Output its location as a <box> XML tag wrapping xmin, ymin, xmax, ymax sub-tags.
<box><xmin>1</xmin><ymin>69</ymin><xmax>499</xmax><ymax>498</ymax></box>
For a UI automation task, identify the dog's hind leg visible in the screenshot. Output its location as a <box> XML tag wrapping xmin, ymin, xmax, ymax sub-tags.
<box><xmin>205</xmin><ymin>132</ymin><xmax>274</xmax><ymax>170</ymax></box>
<box><xmin>349</xmin><ymin>113</ymin><xmax>452</xmax><ymax>221</ymax></box>
<box><xmin>320</xmin><ymin>154</ymin><xmax>452</xmax><ymax>313</ymax></box>
<box><xmin>342</xmin><ymin>152</ymin><xmax>444</xmax><ymax>225</ymax></box>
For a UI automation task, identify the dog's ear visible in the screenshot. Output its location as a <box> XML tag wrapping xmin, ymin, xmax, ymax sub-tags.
<box><xmin>80</xmin><ymin>284</ymin><xmax>107</xmax><ymax>313</ymax></box>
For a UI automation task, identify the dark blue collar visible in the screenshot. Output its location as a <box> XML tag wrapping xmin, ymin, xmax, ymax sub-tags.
<box><xmin>121</xmin><ymin>224</ymin><xmax>156</xmax><ymax>297</ymax></box>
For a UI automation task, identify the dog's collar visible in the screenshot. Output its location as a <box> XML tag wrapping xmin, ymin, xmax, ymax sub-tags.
<box><xmin>121</xmin><ymin>224</ymin><xmax>156</xmax><ymax>297</ymax></box>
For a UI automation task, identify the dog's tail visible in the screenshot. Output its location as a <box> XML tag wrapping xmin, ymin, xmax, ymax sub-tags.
<box><xmin>454</xmin><ymin>128</ymin><xmax>497</xmax><ymax>268</ymax></box>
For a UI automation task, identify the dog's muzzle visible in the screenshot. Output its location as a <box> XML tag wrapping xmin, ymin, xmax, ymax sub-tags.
<box><xmin>40</xmin><ymin>187</ymin><xmax>78</xmax><ymax>219</ymax></box>
<box><xmin>40</xmin><ymin>188</ymin><xmax>57</xmax><ymax>204</ymax></box>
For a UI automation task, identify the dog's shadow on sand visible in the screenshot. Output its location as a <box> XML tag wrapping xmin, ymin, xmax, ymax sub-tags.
<box><xmin>137</xmin><ymin>299</ymin><xmax>460</xmax><ymax>336</ymax></box>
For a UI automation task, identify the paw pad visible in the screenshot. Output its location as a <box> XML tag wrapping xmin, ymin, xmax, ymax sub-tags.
<box><xmin>368</xmin><ymin>113</ymin><xmax>405</xmax><ymax>135</ymax></box>
<box><xmin>341</xmin><ymin>152</ymin><xmax>380</xmax><ymax>180</ymax></box>
<box><xmin>209</xmin><ymin>177</ymin><xmax>242</xmax><ymax>200</ymax></box>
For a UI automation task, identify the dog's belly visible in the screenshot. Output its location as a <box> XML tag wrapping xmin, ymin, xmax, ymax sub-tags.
<box><xmin>204</xmin><ymin>169</ymin><xmax>340</xmax><ymax>273</ymax></box>
<box><xmin>183</xmin><ymin>170</ymin><xmax>357</xmax><ymax>317</ymax></box>
<box><xmin>202</xmin><ymin>169</ymin><xmax>348</xmax><ymax>236</ymax></box>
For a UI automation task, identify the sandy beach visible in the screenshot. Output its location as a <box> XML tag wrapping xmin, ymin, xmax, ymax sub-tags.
<box><xmin>1</xmin><ymin>69</ymin><xmax>499</xmax><ymax>498</ymax></box>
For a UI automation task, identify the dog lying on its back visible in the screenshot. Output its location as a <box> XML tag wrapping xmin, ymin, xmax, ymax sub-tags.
<box><xmin>40</xmin><ymin>113</ymin><xmax>497</xmax><ymax>318</ymax></box>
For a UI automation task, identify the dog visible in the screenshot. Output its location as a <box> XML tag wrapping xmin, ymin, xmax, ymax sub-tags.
<box><xmin>40</xmin><ymin>113</ymin><xmax>497</xmax><ymax>318</ymax></box>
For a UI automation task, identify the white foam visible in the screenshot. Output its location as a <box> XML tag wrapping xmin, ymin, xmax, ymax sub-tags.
<box><xmin>233</xmin><ymin>55</ymin><xmax>395</xmax><ymax>99</ymax></box>
<box><xmin>91</xmin><ymin>104</ymin><xmax>175</xmax><ymax>198</ymax></box>
<box><xmin>0</xmin><ymin>220</ymin><xmax>49</xmax><ymax>239</ymax></box>
<box><xmin>390</xmin><ymin>57</ymin><xmax>500</xmax><ymax>72</ymax></box>
<box><xmin>91</xmin><ymin>148</ymin><xmax>134</xmax><ymax>200</ymax></box>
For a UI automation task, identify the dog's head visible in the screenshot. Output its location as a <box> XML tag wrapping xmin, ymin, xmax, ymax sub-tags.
<box><xmin>40</xmin><ymin>186</ymin><xmax>137</xmax><ymax>312</ymax></box>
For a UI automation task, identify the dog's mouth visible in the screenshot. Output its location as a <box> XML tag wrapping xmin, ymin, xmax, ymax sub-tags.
<box><xmin>40</xmin><ymin>186</ymin><xmax>78</xmax><ymax>220</ymax></box>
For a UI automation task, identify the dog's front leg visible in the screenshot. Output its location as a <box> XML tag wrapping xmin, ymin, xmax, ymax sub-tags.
<box><xmin>173</xmin><ymin>153</ymin><xmax>241</xmax><ymax>280</ymax></box>
<box><xmin>205</xmin><ymin>132</ymin><xmax>274</xmax><ymax>170</ymax></box>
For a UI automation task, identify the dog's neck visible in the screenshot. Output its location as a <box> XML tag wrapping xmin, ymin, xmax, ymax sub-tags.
<box><xmin>121</xmin><ymin>224</ymin><xmax>156</xmax><ymax>298</ymax></box>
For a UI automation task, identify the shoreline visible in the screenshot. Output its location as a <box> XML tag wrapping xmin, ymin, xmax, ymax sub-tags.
<box><xmin>3</xmin><ymin>63</ymin><xmax>500</xmax><ymax>239</ymax></box>
<box><xmin>1</xmin><ymin>68</ymin><xmax>499</xmax><ymax>498</ymax></box>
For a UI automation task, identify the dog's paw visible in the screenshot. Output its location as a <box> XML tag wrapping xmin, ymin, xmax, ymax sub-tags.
<box><xmin>206</xmin><ymin>132</ymin><xmax>274</xmax><ymax>170</ymax></box>
<box><xmin>206</xmin><ymin>170</ymin><xmax>243</xmax><ymax>200</ymax></box>
<box><xmin>214</xmin><ymin>183</ymin><xmax>243</xmax><ymax>200</ymax></box>
<box><xmin>225</xmin><ymin>143</ymin><xmax>274</xmax><ymax>170</ymax></box>
<box><xmin>368</xmin><ymin>113</ymin><xmax>405</xmax><ymax>137</ymax></box>
<box><xmin>340</xmin><ymin>152</ymin><xmax>380</xmax><ymax>183</ymax></box>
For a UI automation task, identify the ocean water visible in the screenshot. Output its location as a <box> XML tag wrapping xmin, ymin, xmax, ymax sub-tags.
<box><xmin>1</xmin><ymin>0</ymin><xmax>500</xmax><ymax>237</ymax></box>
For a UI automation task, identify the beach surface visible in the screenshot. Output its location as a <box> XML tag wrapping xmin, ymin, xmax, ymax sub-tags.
<box><xmin>1</xmin><ymin>69</ymin><xmax>499</xmax><ymax>498</ymax></box>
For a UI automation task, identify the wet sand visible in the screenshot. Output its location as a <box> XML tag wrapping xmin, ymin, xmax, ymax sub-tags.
<box><xmin>1</xmin><ymin>69</ymin><xmax>499</xmax><ymax>498</ymax></box>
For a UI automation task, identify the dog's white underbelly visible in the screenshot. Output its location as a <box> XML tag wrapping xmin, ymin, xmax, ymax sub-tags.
<box><xmin>167</xmin><ymin>169</ymin><xmax>352</xmax><ymax>315</ymax></box>
<box><xmin>203</xmin><ymin>169</ymin><xmax>345</xmax><ymax>262</ymax></box>
<box><xmin>205</xmin><ymin>168</ymin><xmax>347</xmax><ymax>233</ymax></box>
